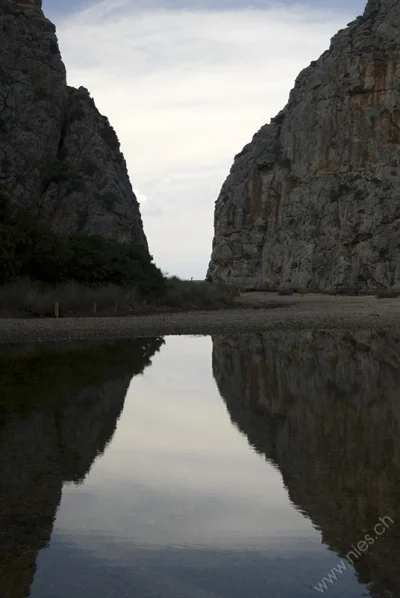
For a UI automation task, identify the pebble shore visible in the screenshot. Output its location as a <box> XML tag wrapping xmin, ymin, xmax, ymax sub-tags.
<box><xmin>1</xmin><ymin>294</ymin><xmax>399</xmax><ymax>344</ymax></box>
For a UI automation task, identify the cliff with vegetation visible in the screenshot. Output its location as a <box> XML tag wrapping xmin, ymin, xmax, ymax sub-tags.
<box><xmin>208</xmin><ymin>0</ymin><xmax>400</xmax><ymax>291</ymax></box>
<box><xmin>0</xmin><ymin>0</ymin><xmax>147</xmax><ymax>247</ymax></box>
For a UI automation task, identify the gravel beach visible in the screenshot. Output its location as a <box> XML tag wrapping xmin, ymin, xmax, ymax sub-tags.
<box><xmin>1</xmin><ymin>293</ymin><xmax>400</xmax><ymax>344</ymax></box>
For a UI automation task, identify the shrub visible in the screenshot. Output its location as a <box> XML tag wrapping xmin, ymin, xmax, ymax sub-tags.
<box><xmin>162</xmin><ymin>277</ymin><xmax>238</xmax><ymax>309</ymax></box>
<box><xmin>278</xmin><ymin>288</ymin><xmax>294</xmax><ymax>296</ymax></box>
<box><xmin>0</xmin><ymin>197</ymin><xmax>165</xmax><ymax>298</ymax></box>
<box><xmin>66</xmin><ymin>234</ymin><xmax>165</xmax><ymax>296</ymax></box>
<box><xmin>17</xmin><ymin>223</ymin><xmax>72</xmax><ymax>284</ymax></box>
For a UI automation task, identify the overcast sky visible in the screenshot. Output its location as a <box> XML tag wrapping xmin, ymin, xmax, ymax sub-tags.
<box><xmin>42</xmin><ymin>0</ymin><xmax>366</xmax><ymax>278</ymax></box>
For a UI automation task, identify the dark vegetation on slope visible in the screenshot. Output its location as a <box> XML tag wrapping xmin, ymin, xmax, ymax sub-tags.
<box><xmin>0</xmin><ymin>192</ymin><xmax>164</xmax><ymax>293</ymax></box>
<box><xmin>0</xmin><ymin>193</ymin><xmax>238</xmax><ymax>316</ymax></box>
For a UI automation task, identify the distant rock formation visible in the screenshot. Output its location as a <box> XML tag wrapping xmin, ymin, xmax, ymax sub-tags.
<box><xmin>208</xmin><ymin>0</ymin><xmax>400</xmax><ymax>291</ymax></box>
<box><xmin>0</xmin><ymin>337</ymin><xmax>164</xmax><ymax>598</ymax></box>
<box><xmin>213</xmin><ymin>331</ymin><xmax>400</xmax><ymax>598</ymax></box>
<box><xmin>0</xmin><ymin>0</ymin><xmax>147</xmax><ymax>247</ymax></box>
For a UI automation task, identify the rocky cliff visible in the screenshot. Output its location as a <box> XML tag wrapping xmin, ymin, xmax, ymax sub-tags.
<box><xmin>208</xmin><ymin>0</ymin><xmax>400</xmax><ymax>291</ymax></box>
<box><xmin>0</xmin><ymin>0</ymin><xmax>148</xmax><ymax>246</ymax></box>
<box><xmin>213</xmin><ymin>331</ymin><xmax>400</xmax><ymax>598</ymax></box>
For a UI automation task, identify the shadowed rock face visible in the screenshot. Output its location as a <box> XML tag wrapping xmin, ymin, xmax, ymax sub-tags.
<box><xmin>208</xmin><ymin>0</ymin><xmax>400</xmax><ymax>291</ymax></box>
<box><xmin>212</xmin><ymin>331</ymin><xmax>400</xmax><ymax>598</ymax></box>
<box><xmin>0</xmin><ymin>0</ymin><xmax>147</xmax><ymax>247</ymax></box>
<box><xmin>0</xmin><ymin>337</ymin><xmax>164</xmax><ymax>598</ymax></box>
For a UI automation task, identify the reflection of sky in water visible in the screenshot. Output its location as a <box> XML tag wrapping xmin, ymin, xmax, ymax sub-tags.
<box><xmin>31</xmin><ymin>336</ymin><xmax>365</xmax><ymax>598</ymax></box>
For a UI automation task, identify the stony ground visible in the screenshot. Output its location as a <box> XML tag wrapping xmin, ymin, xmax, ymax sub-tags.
<box><xmin>1</xmin><ymin>293</ymin><xmax>400</xmax><ymax>344</ymax></box>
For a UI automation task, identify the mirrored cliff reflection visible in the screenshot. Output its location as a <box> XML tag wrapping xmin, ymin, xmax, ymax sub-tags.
<box><xmin>0</xmin><ymin>338</ymin><xmax>164</xmax><ymax>598</ymax></box>
<box><xmin>212</xmin><ymin>331</ymin><xmax>400</xmax><ymax>598</ymax></box>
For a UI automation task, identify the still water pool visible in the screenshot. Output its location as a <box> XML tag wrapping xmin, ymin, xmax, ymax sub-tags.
<box><xmin>0</xmin><ymin>332</ymin><xmax>398</xmax><ymax>597</ymax></box>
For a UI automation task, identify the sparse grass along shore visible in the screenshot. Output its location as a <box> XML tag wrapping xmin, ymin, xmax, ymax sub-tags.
<box><xmin>0</xmin><ymin>277</ymin><xmax>239</xmax><ymax>318</ymax></box>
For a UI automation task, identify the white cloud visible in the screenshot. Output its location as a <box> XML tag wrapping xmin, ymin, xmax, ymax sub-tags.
<box><xmin>56</xmin><ymin>1</ymin><xmax>361</xmax><ymax>278</ymax></box>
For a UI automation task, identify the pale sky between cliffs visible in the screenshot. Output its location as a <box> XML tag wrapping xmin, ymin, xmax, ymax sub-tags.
<box><xmin>43</xmin><ymin>0</ymin><xmax>366</xmax><ymax>278</ymax></box>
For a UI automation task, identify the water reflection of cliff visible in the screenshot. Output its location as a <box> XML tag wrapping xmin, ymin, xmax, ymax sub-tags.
<box><xmin>212</xmin><ymin>331</ymin><xmax>400</xmax><ymax>598</ymax></box>
<box><xmin>0</xmin><ymin>337</ymin><xmax>164</xmax><ymax>598</ymax></box>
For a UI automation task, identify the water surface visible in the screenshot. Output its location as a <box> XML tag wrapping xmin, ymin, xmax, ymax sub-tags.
<box><xmin>0</xmin><ymin>332</ymin><xmax>399</xmax><ymax>597</ymax></box>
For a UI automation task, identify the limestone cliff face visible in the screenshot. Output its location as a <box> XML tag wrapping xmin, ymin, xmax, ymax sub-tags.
<box><xmin>213</xmin><ymin>331</ymin><xmax>400</xmax><ymax>598</ymax></box>
<box><xmin>0</xmin><ymin>0</ymin><xmax>147</xmax><ymax>247</ymax></box>
<box><xmin>208</xmin><ymin>0</ymin><xmax>400</xmax><ymax>291</ymax></box>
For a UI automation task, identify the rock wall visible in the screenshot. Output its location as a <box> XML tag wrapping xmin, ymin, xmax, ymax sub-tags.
<box><xmin>0</xmin><ymin>0</ymin><xmax>147</xmax><ymax>247</ymax></box>
<box><xmin>208</xmin><ymin>0</ymin><xmax>400</xmax><ymax>291</ymax></box>
<box><xmin>213</xmin><ymin>330</ymin><xmax>400</xmax><ymax>598</ymax></box>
